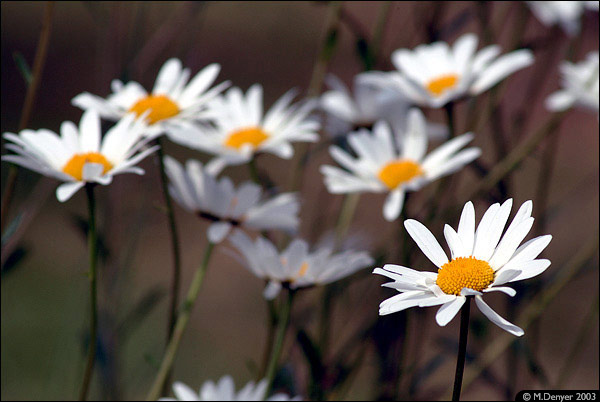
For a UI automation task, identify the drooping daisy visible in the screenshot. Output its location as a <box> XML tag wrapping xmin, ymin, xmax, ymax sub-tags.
<box><xmin>527</xmin><ymin>1</ymin><xmax>599</xmax><ymax>36</ymax></box>
<box><xmin>374</xmin><ymin>199</ymin><xmax>552</xmax><ymax>336</ymax></box>
<box><xmin>164</xmin><ymin>156</ymin><xmax>299</xmax><ymax>243</ymax></box>
<box><xmin>320</xmin><ymin>74</ymin><xmax>448</xmax><ymax>139</ymax></box>
<box><xmin>362</xmin><ymin>33</ymin><xmax>534</xmax><ymax>108</ymax></box>
<box><xmin>72</xmin><ymin>58</ymin><xmax>229</xmax><ymax>136</ymax></box>
<box><xmin>166</xmin><ymin>84</ymin><xmax>320</xmax><ymax>175</ymax></box>
<box><xmin>228</xmin><ymin>230</ymin><xmax>373</xmax><ymax>300</ymax></box>
<box><xmin>546</xmin><ymin>51</ymin><xmax>599</xmax><ymax>117</ymax></box>
<box><xmin>2</xmin><ymin>110</ymin><xmax>158</xmax><ymax>202</ymax></box>
<box><xmin>159</xmin><ymin>376</ymin><xmax>301</xmax><ymax>401</ymax></box>
<box><xmin>320</xmin><ymin>109</ymin><xmax>481</xmax><ymax>221</ymax></box>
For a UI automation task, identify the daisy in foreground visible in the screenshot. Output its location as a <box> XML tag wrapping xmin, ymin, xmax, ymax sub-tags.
<box><xmin>363</xmin><ymin>32</ymin><xmax>534</xmax><ymax>108</ymax></box>
<box><xmin>167</xmin><ymin>84</ymin><xmax>320</xmax><ymax>175</ymax></box>
<box><xmin>374</xmin><ymin>199</ymin><xmax>552</xmax><ymax>336</ymax></box>
<box><xmin>72</xmin><ymin>58</ymin><xmax>229</xmax><ymax>136</ymax></box>
<box><xmin>1</xmin><ymin>110</ymin><xmax>158</xmax><ymax>202</ymax></box>
<box><xmin>546</xmin><ymin>51</ymin><xmax>599</xmax><ymax>117</ymax></box>
<box><xmin>320</xmin><ymin>109</ymin><xmax>480</xmax><ymax>221</ymax></box>
<box><xmin>228</xmin><ymin>230</ymin><xmax>373</xmax><ymax>299</ymax></box>
<box><xmin>159</xmin><ymin>375</ymin><xmax>301</xmax><ymax>401</ymax></box>
<box><xmin>164</xmin><ymin>156</ymin><xmax>300</xmax><ymax>243</ymax></box>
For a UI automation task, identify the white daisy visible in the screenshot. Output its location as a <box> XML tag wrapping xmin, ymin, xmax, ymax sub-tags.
<box><xmin>159</xmin><ymin>376</ymin><xmax>301</xmax><ymax>401</ymax></box>
<box><xmin>527</xmin><ymin>1</ymin><xmax>599</xmax><ymax>36</ymax></box>
<box><xmin>72</xmin><ymin>58</ymin><xmax>229</xmax><ymax>136</ymax></box>
<box><xmin>374</xmin><ymin>199</ymin><xmax>553</xmax><ymax>336</ymax></box>
<box><xmin>546</xmin><ymin>51</ymin><xmax>599</xmax><ymax>117</ymax></box>
<box><xmin>164</xmin><ymin>156</ymin><xmax>300</xmax><ymax>243</ymax></box>
<box><xmin>166</xmin><ymin>84</ymin><xmax>320</xmax><ymax>175</ymax></box>
<box><xmin>320</xmin><ymin>74</ymin><xmax>448</xmax><ymax>139</ymax></box>
<box><xmin>2</xmin><ymin>110</ymin><xmax>158</xmax><ymax>202</ymax></box>
<box><xmin>362</xmin><ymin>33</ymin><xmax>534</xmax><ymax>108</ymax></box>
<box><xmin>228</xmin><ymin>230</ymin><xmax>374</xmax><ymax>300</ymax></box>
<box><xmin>320</xmin><ymin>109</ymin><xmax>481</xmax><ymax>221</ymax></box>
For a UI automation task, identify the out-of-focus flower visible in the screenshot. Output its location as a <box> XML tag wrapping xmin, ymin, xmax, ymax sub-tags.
<box><xmin>320</xmin><ymin>109</ymin><xmax>480</xmax><ymax>221</ymax></box>
<box><xmin>164</xmin><ymin>156</ymin><xmax>299</xmax><ymax>243</ymax></box>
<box><xmin>363</xmin><ymin>33</ymin><xmax>534</xmax><ymax>108</ymax></box>
<box><xmin>374</xmin><ymin>199</ymin><xmax>552</xmax><ymax>336</ymax></box>
<box><xmin>527</xmin><ymin>1</ymin><xmax>599</xmax><ymax>36</ymax></box>
<box><xmin>320</xmin><ymin>74</ymin><xmax>448</xmax><ymax>140</ymax></box>
<box><xmin>2</xmin><ymin>110</ymin><xmax>157</xmax><ymax>202</ymax></box>
<box><xmin>72</xmin><ymin>58</ymin><xmax>229</xmax><ymax>136</ymax></box>
<box><xmin>167</xmin><ymin>84</ymin><xmax>320</xmax><ymax>175</ymax></box>
<box><xmin>159</xmin><ymin>376</ymin><xmax>301</xmax><ymax>401</ymax></box>
<box><xmin>228</xmin><ymin>230</ymin><xmax>373</xmax><ymax>300</ymax></box>
<box><xmin>546</xmin><ymin>51</ymin><xmax>599</xmax><ymax>117</ymax></box>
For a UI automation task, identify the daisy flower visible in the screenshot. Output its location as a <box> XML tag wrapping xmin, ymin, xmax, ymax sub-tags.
<box><xmin>72</xmin><ymin>58</ymin><xmax>229</xmax><ymax>136</ymax></box>
<box><xmin>166</xmin><ymin>84</ymin><xmax>320</xmax><ymax>175</ymax></box>
<box><xmin>527</xmin><ymin>1</ymin><xmax>599</xmax><ymax>36</ymax></box>
<box><xmin>228</xmin><ymin>230</ymin><xmax>373</xmax><ymax>300</ymax></box>
<box><xmin>2</xmin><ymin>110</ymin><xmax>158</xmax><ymax>202</ymax></box>
<box><xmin>320</xmin><ymin>74</ymin><xmax>448</xmax><ymax>139</ymax></box>
<box><xmin>374</xmin><ymin>199</ymin><xmax>552</xmax><ymax>336</ymax></box>
<box><xmin>362</xmin><ymin>33</ymin><xmax>534</xmax><ymax>108</ymax></box>
<box><xmin>546</xmin><ymin>51</ymin><xmax>599</xmax><ymax>117</ymax></box>
<box><xmin>159</xmin><ymin>376</ymin><xmax>301</xmax><ymax>401</ymax></box>
<box><xmin>320</xmin><ymin>109</ymin><xmax>481</xmax><ymax>221</ymax></box>
<box><xmin>164</xmin><ymin>156</ymin><xmax>299</xmax><ymax>243</ymax></box>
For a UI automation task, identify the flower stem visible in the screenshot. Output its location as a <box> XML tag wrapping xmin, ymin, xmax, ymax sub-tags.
<box><xmin>265</xmin><ymin>289</ymin><xmax>295</xmax><ymax>394</ymax></box>
<box><xmin>145</xmin><ymin>241</ymin><xmax>215</xmax><ymax>401</ymax></box>
<box><xmin>258</xmin><ymin>299</ymin><xmax>278</xmax><ymax>379</ymax></box>
<box><xmin>452</xmin><ymin>296</ymin><xmax>471</xmax><ymax>402</ymax></box>
<box><xmin>79</xmin><ymin>183</ymin><xmax>98</xmax><ymax>401</ymax></box>
<box><xmin>248</xmin><ymin>157</ymin><xmax>261</xmax><ymax>185</ymax></box>
<box><xmin>444</xmin><ymin>101</ymin><xmax>455</xmax><ymax>138</ymax></box>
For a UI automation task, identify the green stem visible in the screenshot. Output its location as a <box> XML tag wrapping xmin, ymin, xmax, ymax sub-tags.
<box><xmin>248</xmin><ymin>157</ymin><xmax>261</xmax><ymax>185</ymax></box>
<box><xmin>258</xmin><ymin>298</ymin><xmax>278</xmax><ymax>379</ymax></box>
<box><xmin>146</xmin><ymin>241</ymin><xmax>215</xmax><ymax>401</ymax></box>
<box><xmin>78</xmin><ymin>184</ymin><xmax>98</xmax><ymax>401</ymax></box>
<box><xmin>444</xmin><ymin>101</ymin><xmax>455</xmax><ymax>138</ymax></box>
<box><xmin>265</xmin><ymin>289</ymin><xmax>294</xmax><ymax>393</ymax></box>
<box><xmin>452</xmin><ymin>297</ymin><xmax>471</xmax><ymax>402</ymax></box>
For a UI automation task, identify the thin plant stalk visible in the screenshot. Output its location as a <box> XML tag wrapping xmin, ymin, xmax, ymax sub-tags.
<box><xmin>79</xmin><ymin>183</ymin><xmax>99</xmax><ymax>401</ymax></box>
<box><xmin>248</xmin><ymin>157</ymin><xmax>261</xmax><ymax>185</ymax></box>
<box><xmin>146</xmin><ymin>241</ymin><xmax>215</xmax><ymax>401</ymax></box>
<box><xmin>452</xmin><ymin>296</ymin><xmax>472</xmax><ymax>401</ymax></box>
<box><xmin>258</xmin><ymin>299</ymin><xmax>278</xmax><ymax>379</ymax></box>
<box><xmin>265</xmin><ymin>289</ymin><xmax>295</xmax><ymax>394</ymax></box>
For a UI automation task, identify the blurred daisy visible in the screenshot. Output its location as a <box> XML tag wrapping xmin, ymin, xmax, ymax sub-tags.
<box><xmin>164</xmin><ymin>156</ymin><xmax>299</xmax><ymax>243</ymax></box>
<box><xmin>228</xmin><ymin>230</ymin><xmax>373</xmax><ymax>300</ymax></box>
<box><xmin>159</xmin><ymin>376</ymin><xmax>301</xmax><ymax>401</ymax></box>
<box><xmin>167</xmin><ymin>84</ymin><xmax>320</xmax><ymax>175</ymax></box>
<box><xmin>320</xmin><ymin>74</ymin><xmax>448</xmax><ymax>139</ymax></box>
<box><xmin>72</xmin><ymin>58</ymin><xmax>229</xmax><ymax>135</ymax></box>
<box><xmin>2</xmin><ymin>110</ymin><xmax>157</xmax><ymax>202</ymax></box>
<box><xmin>527</xmin><ymin>1</ymin><xmax>599</xmax><ymax>36</ymax></box>
<box><xmin>374</xmin><ymin>199</ymin><xmax>552</xmax><ymax>336</ymax></box>
<box><xmin>320</xmin><ymin>109</ymin><xmax>480</xmax><ymax>221</ymax></box>
<box><xmin>546</xmin><ymin>51</ymin><xmax>599</xmax><ymax>116</ymax></box>
<box><xmin>363</xmin><ymin>33</ymin><xmax>534</xmax><ymax>108</ymax></box>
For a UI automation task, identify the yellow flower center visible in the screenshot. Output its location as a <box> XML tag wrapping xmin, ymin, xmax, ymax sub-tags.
<box><xmin>297</xmin><ymin>262</ymin><xmax>309</xmax><ymax>278</ymax></box>
<box><xmin>426</xmin><ymin>74</ymin><xmax>459</xmax><ymax>97</ymax></box>
<box><xmin>436</xmin><ymin>256</ymin><xmax>494</xmax><ymax>296</ymax></box>
<box><xmin>128</xmin><ymin>95</ymin><xmax>180</xmax><ymax>124</ymax></box>
<box><xmin>377</xmin><ymin>160</ymin><xmax>422</xmax><ymax>189</ymax></box>
<box><xmin>62</xmin><ymin>152</ymin><xmax>113</xmax><ymax>181</ymax></box>
<box><xmin>224</xmin><ymin>127</ymin><xmax>269</xmax><ymax>149</ymax></box>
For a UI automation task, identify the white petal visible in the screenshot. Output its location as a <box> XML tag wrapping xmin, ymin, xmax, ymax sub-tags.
<box><xmin>444</xmin><ymin>224</ymin><xmax>466</xmax><ymax>259</ymax></box>
<box><xmin>207</xmin><ymin>222</ymin><xmax>232</xmax><ymax>244</ymax></box>
<box><xmin>507</xmin><ymin>259</ymin><xmax>551</xmax><ymax>282</ymax></box>
<box><xmin>383</xmin><ymin>189</ymin><xmax>405</xmax><ymax>221</ymax></box>
<box><xmin>470</xmin><ymin>49</ymin><xmax>534</xmax><ymax>95</ymax></box>
<box><xmin>263</xmin><ymin>280</ymin><xmax>282</xmax><ymax>300</ymax></box>
<box><xmin>172</xmin><ymin>381</ymin><xmax>199</xmax><ymax>401</ymax></box>
<box><xmin>475</xmin><ymin>296</ymin><xmax>524</xmax><ymax>336</ymax></box>
<box><xmin>56</xmin><ymin>182</ymin><xmax>85</xmax><ymax>202</ymax></box>
<box><xmin>404</xmin><ymin>219</ymin><xmax>449</xmax><ymax>268</ymax></box>
<box><xmin>435</xmin><ymin>296</ymin><xmax>465</xmax><ymax>326</ymax></box>
<box><xmin>457</xmin><ymin>201</ymin><xmax>475</xmax><ymax>255</ymax></box>
<box><xmin>483</xmin><ymin>286</ymin><xmax>516</xmax><ymax>297</ymax></box>
<box><xmin>79</xmin><ymin>110</ymin><xmax>101</xmax><ymax>152</ymax></box>
<box><xmin>153</xmin><ymin>58</ymin><xmax>182</xmax><ymax>95</ymax></box>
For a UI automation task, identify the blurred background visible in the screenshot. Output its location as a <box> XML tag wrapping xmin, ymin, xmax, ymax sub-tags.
<box><xmin>1</xmin><ymin>2</ymin><xmax>598</xmax><ymax>400</ymax></box>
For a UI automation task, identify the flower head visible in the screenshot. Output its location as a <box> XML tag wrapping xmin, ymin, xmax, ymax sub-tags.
<box><xmin>72</xmin><ymin>58</ymin><xmax>229</xmax><ymax>136</ymax></box>
<box><xmin>167</xmin><ymin>84</ymin><xmax>320</xmax><ymax>175</ymax></box>
<box><xmin>320</xmin><ymin>109</ymin><xmax>480</xmax><ymax>221</ymax></box>
<box><xmin>527</xmin><ymin>1</ymin><xmax>599</xmax><ymax>36</ymax></box>
<box><xmin>363</xmin><ymin>33</ymin><xmax>534</xmax><ymax>108</ymax></box>
<box><xmin>374</xmin><ymin>199</ymin><xmax>552</xmax><ymax>336</ymax></box>
<box><xmin>164</xmin><ymin>156</ymin><xmax>299</xmax><ymax>243</ymax></box>
<box><xmin>228</xmin><ymin>230</ymin><xmax>373</xmax><ymax>300</ymax></box>
<box><xmin>2</xmin><ymin>110</ymin><xmax>158</xmax><ymax>202</ymax></box>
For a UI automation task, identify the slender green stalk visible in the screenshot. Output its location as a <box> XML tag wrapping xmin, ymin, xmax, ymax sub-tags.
<box><xmin>79</xmin><ymin>184</ymin><xmax>99</xmax><ymax>401</ymax></box>
<box><xmin>146</xmin><ymin>241</ymin><xmax>215</xmax><ymax>401</ymax></box>
<box><xmin>265</xmin><ymin>289</ymin><xmax>295</xmax><ymax>394</ymax></box>
<box><xmin>444</xmin><ymin>101</ymin><xmax>455</xmax><ymax>138</ymax></box>
<box><xmin>258</xmin><ymin>298</ymin><xmax>278</xmax><ymax>379</ymax></box>
<box><xmin>248</xmin><ymin>157</ymin><xmax>261</xmax><ymax>185</ymax></box>
<box><xmin>452</xmin><ymin>297</ymin><xmax>471</xmax><ymax>402</ymax></box>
